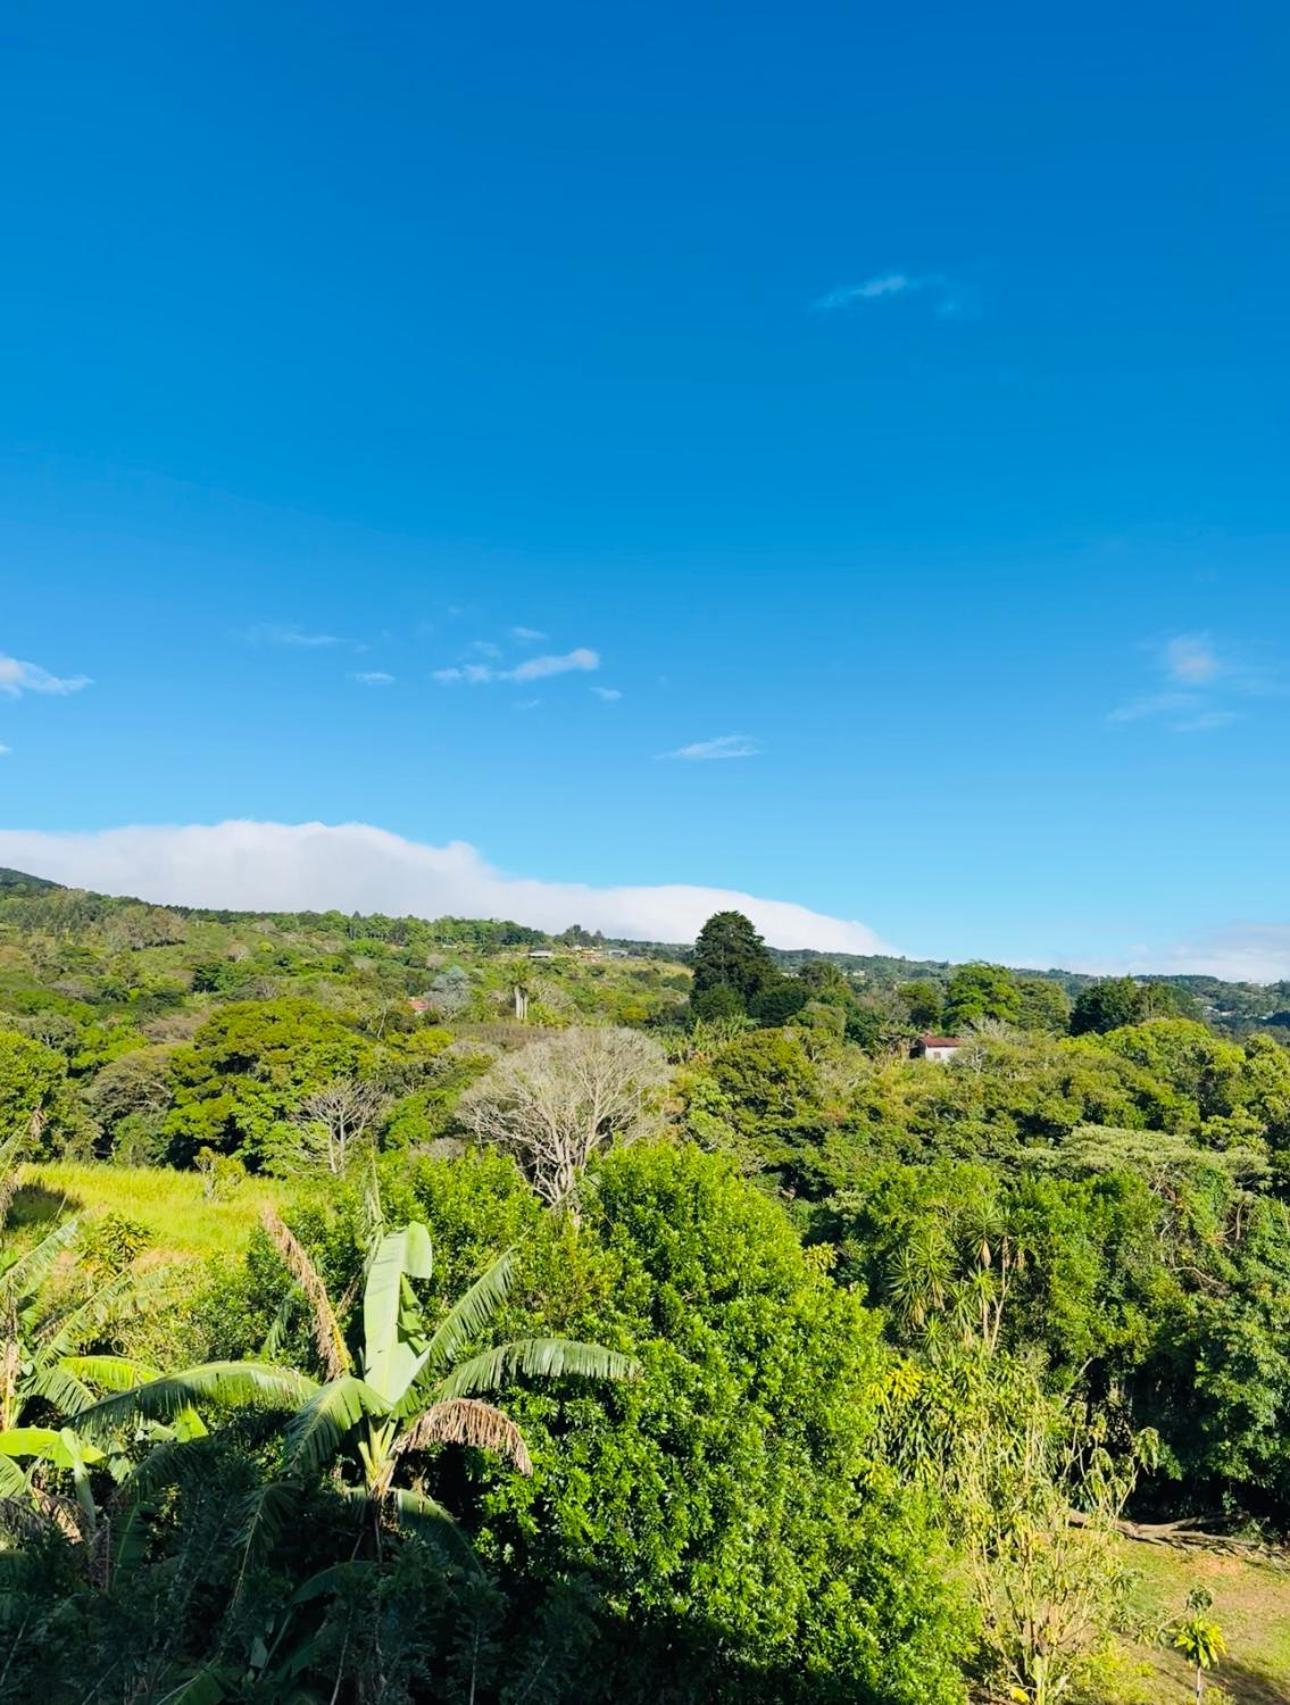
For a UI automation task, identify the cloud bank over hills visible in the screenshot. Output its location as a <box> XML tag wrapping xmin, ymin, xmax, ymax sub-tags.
<box><xmin>3</xmin><ymin>822</ymin><xmax>1287</xmax><ymax>979</ymax></box>
<box><xmin>0</xmin><ymin>821</ymin><xmax>893</xmax><ymax>954</ymax></box>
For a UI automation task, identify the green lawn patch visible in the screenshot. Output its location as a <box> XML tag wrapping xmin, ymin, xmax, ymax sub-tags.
<box><xmin>15</xmin><ymin>1160</ymin><xmax>289</xmax><ymax>1262</ymax></box>
<box><xmin>1116</xmin><ymin>1541</ymin><xmax>1290</xmax><ymax>1703</ymax></box>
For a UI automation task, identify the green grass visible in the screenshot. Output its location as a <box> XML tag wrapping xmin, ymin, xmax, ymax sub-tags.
<box><xmin>1115</xmin><ymin>1540</ymin><xmax>1290</xmax><ymax>1703</ymax></box>
<box><xmin>15</xmin><ymin>1160</ymin><xmax>290</xmax><ymax>1261</ymax></box>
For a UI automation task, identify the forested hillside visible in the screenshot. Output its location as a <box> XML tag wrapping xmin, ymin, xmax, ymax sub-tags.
<box><xmin>3</xmin><ymin>877</ymin><xmax>1290</xmax><ymax>1700</ymax></box>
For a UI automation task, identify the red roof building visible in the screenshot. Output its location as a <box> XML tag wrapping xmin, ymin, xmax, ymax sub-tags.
<box><xmin>912</xmin><ymin>1033</ymin><xmax>964</xmax><ymax>1061</ymax></box>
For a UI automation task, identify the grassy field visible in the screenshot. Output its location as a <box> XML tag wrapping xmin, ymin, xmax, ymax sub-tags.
<box><xmin>1116</xmin><ymin>1541</ymin><xmax>1290</xmax><ymax>1703</ymax></box>
<box><xmin>14</xmin><ymin>1160</ymin><xmax>289</xmax><ymax>1261</ymax></box>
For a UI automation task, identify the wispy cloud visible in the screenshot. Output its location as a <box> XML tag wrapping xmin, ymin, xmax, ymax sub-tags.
<box><xmin>0</xmin><ymin>655</ymin><xmax>92</xmax><ymax>697</ymax></box>
<box><xmin>1069</xmin><ymin>921</ymin><xmax>1290</xmax><ymax>983</ymax></box>
<box><xmin>511</xmin><ymin>647</ymin><xmax>599</xmax><ymax>682</ymax></box>
<box><xmin>434</xmin><ymin>647</ymin><xmax>600</xmax><ymax>686</ymax></box>
<box><xmin>467</xmin><ymin>640</ymin><xmax>502</xmax><ymax>660</ymax></box>
<box><xmin>1171</xmin><ymin>709</ymin><xmax>1240</xmax><ymax>734</ymax></box>
<box><xmin>0</xmin><ymin>744</ymin><xmax>10</xmax><ymax>756</ymax></box>
<box><xmin>1164</xmin><ymin>633</ymin><xmax>1221</xmax><ymax>686</ymax></box>
<box><xmin>248</xmin><ymin>624</ymin><xmax>341</xmax><ymax>648</ymax></box>
<box><xmin>432</xmin><ymin>664</ymin><xmax>494</xmax><ymax>685</ymax></box>
<box><xmin>591</xmin><ymin>686</ymin><xmax>623</xmax><ymax>702</ymax></box>
<box><xmin>352</xmin><ymin>671</ymin><xmax>395</xmax><ymax>687</ymax></box>
<box><xmin>662</xmin><ymin>734</ymin><xmax>762</xmax><ymax>761</ymax></box>
<box><xmin>1106</xmin><ymin>691</ymin><xmax>1198</xmax><ymax>726</ymax></box>
<box><xmin>812</xmin><ymin>271</ymin><xmax>967</xmax><ymax>318</ymax></box>
<box><xmin>510</xmin><ymin>626</ymin><xmax>547</xmax><ymax>643</ymax></box>
<box><xmin>1108</xmin><ymin>631</ymin><xmax>1277</xmax><ymax>734</ymax></box>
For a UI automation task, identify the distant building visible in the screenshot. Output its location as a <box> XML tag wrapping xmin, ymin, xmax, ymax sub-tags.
<box><xmin>528</xmin><ymin>949</ymin><xmax>556</xmax><ymax>960</ymax></box>
<box><xmin>913</xmin><ymin>1033</ymin><xmax>964</xmax><ymax>1063</ymax></box>
<box><xmin>408</xmin><ymin>996</ymin><xmax>433</xmax><ymax>1013</ymax></box>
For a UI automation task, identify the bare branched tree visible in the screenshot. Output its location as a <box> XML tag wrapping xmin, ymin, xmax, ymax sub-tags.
<box><xmin>290</xmin><ymin>1078</ymin><xmax>388</xmax><ymax>1176</ymax></box>
<box><xmin>458</xmin><ymin>1026</ymin><xmax>669</xmax><ymax>1208</ymax></box>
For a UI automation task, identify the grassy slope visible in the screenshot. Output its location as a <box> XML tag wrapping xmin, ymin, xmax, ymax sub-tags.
<box><xmin>15</xmin><ymin>1161</ymin><xmax>288</xmax><ymax>1261</ymax></box>
<box><xmin>1115</xmin><ymin>1542</ymin><xmax>1290</xmax><ymax>1703</ymax></box>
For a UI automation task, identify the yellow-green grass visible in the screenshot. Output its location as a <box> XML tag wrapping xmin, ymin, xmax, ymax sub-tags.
<box><xmin>1115</xmin><ymin>1539</ymin><xmax>1290</xmax><ymax>1703</ymax></box>
<box><xmin>15</xmin><ymin>1161</ymin><xmax>291</xmax><ymax>1262</ymax></box>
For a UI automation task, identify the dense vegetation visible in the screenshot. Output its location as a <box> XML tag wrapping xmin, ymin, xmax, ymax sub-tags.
<box><xmin>3</xmin><ymin>873</ymin><xmax>1290</xmax><ymax>1700</ymax></box>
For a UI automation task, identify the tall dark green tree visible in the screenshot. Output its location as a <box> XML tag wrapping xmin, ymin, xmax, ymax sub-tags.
<box><xmin>898</xmin><ymin>979</ymin><xmax>945</xmax><ymax>1031</ymax></box>
<box><xmin>1015</xmin><ymin>976</ymin><xmax>1072</xmax><ymax>1036</ymax></box>
<box><xmin>1069</xmin><ymin>977</ymin><xmax>1145</xmax><ymax>1036</ymax></box>
<box><xmin>691</xmin><ymin>911</ymin><xmax>775</xmax><ymax>1012</ymax></box>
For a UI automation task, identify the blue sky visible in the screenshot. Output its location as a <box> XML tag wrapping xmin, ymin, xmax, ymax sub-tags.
<box><xmin>3</xmin><ymin>0</ymin><xmax>1290</xmax><ymax>974</ymax></box>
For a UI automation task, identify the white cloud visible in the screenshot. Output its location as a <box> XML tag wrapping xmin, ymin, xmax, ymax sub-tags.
<box><xmin>591</xmin><ymin>687</ymin><xmax>623</xmax><ymax>702</ymax></box>
<box><xmin>0</xmin><ymin>820</ymin><xmax>894</xmax><ymax>954</ymax></box>
<box><xmin>812</xmin><ymin>272</ymin><xmax>965</xmax><ymax>316</ymax></box>
<box><xmin>0</xmin><ymin>744</ymin><xmax>9</xmax><ymax>756</ymax></box>
<box><xmin>352</xmin><ymin>671</ymin><xmax>395</xmax><ymax>687</ymax></box>
<box><xmin>1070</xmin><ymin>923</ymin><xmax>1290</xmax><ymax>984</ymax></box>
<box><xmin>814</xmin><ymin>274</ymin><xmax>919</xmax><ymax>308</ymax></box>
<box><xmin>663</xmin><ymin>735</ymin><xmax>762</xmax><ymax>761</ymax></box>
<box><xmin>1165</xmin><ymin>633</ymin><xmax>1221</xmax><ymax>685</ymax></box>
<box><xmin>434</xmin><ymin>647</ymin><xmax>600</xmax><ymax>686</ymax></box>
<box><xmin>510</xmin><ymin>626</ymin><xmax>547</xmax><ymax>643</ymax></box>
<box><xmin>510</xmin><ymin>647</ymin><xmax>599</xmax><ymax>682</ymax></box>
<box><xmin>0</xmin><ymin>655</ymin><xmax>92</xmax><ymax>697</ymax></box>
<box><xmin>1108</xmin><ymin>631</ymin><xmax>1275</xmax><ymax>732</ymax></box>
<box><xmin>432</xmin><ymin>663</ymin><xmax>495</xmax><ymax>684</ymax></box>
<box><xmin>1170</xmin><ymin>709</ymin><xmax>1240</xmax><ymax>734</ymax></box>
<box><xmin>1106</xmin><ymin>691</ymin><xmax>1199</xmax><ymax>726</ymax></box>
<box><xmin>247</xmin><ymin>624</ymin><xmax>341</xmax><ymax>648</ymax></box>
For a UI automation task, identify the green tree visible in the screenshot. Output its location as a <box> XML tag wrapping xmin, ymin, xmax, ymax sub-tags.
<box><xmin>943</xmin><ymin>964</ymin><xmax>1022</xmax><ymax>1031</ymax></box>
<box><xmin>1137</xmin><ymin>980</ymin><xmax>1201</xmax><ymax>1021</ymax></box>
<box><xmin>0</xmin><ymin>1028</ymin><xmax>81</xmax><ymax>1153</ymax></box>
<box><xmin>1015</xmin><ymin>976</ymin><xmax>1072</xmax><ymax>1036</ymax></box>
<box><xmin>1070</xmin><ymin>977</ymin><xmax>1146</xmax><ymax>1035</ymax></box>
<box><xmin>898</xmin><ymin>979</ymin><xmax>944</xmax><ymax>1030</ymax></box>
<box><xmin>798</xmin><ymin>960</ymin><xmax>855</xmax><ymax>1003</ymax></box>
<box><xmin>705</xmin><ymin>1029</ymin><xmax>822</xmax><ymax>1178</ymax></box>
<box><xmin>472</xmin><ymin>1143</ymin><xmax>972</xmax><ymax>1703</ymax></box>
<box><xmin>689</xmin><ymin>981</ymin><xmax>747</xmax><ymax>1023</ymax></box>
<box><xmin>691</xmin><ymin>911</ymin><xmax>775</xmax><ymax>1011</ymax></box>
<box><xmin>749</xmin><ymin>975</ymin><xmax>809</xmax><ymax>1026</ymax></box>
<box><xmin>882</xmin><ymin>1352</ymin><xmax>1156</xmax><ymax>1705</ymax></box>
<box><xmin>82</xmin><ymin>1043</ymin><xmax>176</xmax><ymax>1156</ymax></box>
<box><xmin>165</xmin><ymin>998</ymin><xmax>377</xmax><ymax>1168</ymax></box>
<box><xmin>1170</xmin><ymin>1589</ymin><xmax>1227</xmax><ymax>1703</ymax></box>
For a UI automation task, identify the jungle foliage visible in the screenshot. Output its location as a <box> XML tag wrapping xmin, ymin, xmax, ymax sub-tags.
<box><xmin>2</xmin><ymin>874</ymin><xmax>1289</xmax><ymax>1699</ymax></box>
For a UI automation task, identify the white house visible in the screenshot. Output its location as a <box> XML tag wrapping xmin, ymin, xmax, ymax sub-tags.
<box><xmin>913</xmin><ymin>1033</ymin><xmax>964</xmax><ymax>1063</ymax></box>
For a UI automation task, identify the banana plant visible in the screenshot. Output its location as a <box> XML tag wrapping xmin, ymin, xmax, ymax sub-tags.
<box><xmin>0</xmin><ymin>1148</ymin><xmax>161</xmax><ymax>1535</ymax></box>
<box><xmin>80</xmin><ymin>1211</ymin><xmax>639</xmax><ymax>1545</ymax></box>
<box><xmin>0</xmin><ymin>1423</ymin><xmax>105</xmax><ymax>1536</ymax></box>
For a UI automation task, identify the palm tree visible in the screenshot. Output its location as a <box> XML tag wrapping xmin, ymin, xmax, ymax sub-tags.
<box><xmin>80</xmin><ymin>1210</ymin><xmax>638</xmax><ymax>1545</ymax></box>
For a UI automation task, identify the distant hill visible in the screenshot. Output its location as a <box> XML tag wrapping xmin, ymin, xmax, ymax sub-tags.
<box><xmin>0</xmin><ymin>866</ymin><xmax>63</xmax><ymax>897</ymax></box>
<box><xmin>1</xmin><ymin>864</ymin><xmax>1287</xmax><ymax>1028</ymax></box>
